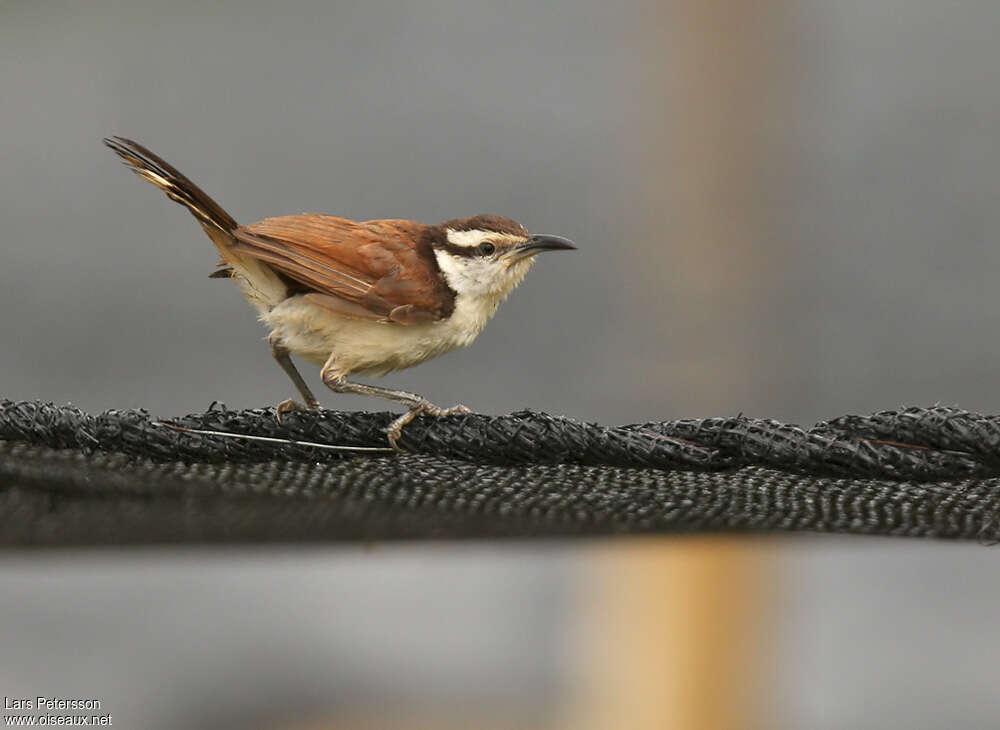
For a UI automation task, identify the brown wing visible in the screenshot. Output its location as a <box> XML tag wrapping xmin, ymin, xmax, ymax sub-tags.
<box><xmin>230</xmin><ymin>215</ymin><xmax>453</xmax><ymax>324</ymax></box>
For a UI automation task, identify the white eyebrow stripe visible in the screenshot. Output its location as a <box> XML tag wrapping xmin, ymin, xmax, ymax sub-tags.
<box><xmin>445</xmin><ymin>229</ymin><xmax>524</xmax><ymax>248</ymax></box>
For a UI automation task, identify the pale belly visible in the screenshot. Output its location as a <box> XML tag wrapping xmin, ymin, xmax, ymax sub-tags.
<box><xmin>260</xmin><ymin>294</ymin><xmax>495</xmax><ymax>378</ymax></box>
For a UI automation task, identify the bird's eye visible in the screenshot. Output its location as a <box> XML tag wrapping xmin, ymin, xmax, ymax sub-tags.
<box><xmin>477</xmin><ymin>242</ymin><xmax>496</xmax><ymax>256</ymax></box>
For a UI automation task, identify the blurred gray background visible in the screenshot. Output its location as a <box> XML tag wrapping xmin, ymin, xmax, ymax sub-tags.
<box><xmin>3</xmin><ymin>0</ymin><xmax>1000</xmax><ymax>728</ymax></box>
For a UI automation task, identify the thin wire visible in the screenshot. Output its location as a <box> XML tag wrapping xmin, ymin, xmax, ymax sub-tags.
<box><xmin>153</xmin><ymin>422</ymin><xmax>394</xmax><ymax>453</ymax></box>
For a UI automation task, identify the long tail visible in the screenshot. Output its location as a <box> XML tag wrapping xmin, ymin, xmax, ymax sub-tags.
<box><xmin>103</xmin><ymin>136</ymin><xmax>238</xmax><ymax>234</ymax></box>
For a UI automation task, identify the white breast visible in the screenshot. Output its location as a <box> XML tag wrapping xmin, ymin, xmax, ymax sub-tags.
<box><xmin>260</xmin><ymin>292</ymin><xmax>498</xmax><ymax>377</ymax></box>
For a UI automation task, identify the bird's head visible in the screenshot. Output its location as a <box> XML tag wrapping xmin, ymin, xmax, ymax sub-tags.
<box><xmin>430</xmin><ymin>214</ymin><xmax>576</xmax><ymax>301</ymax></box>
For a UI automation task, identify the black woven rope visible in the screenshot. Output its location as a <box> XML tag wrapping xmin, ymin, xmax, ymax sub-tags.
<box><xmin>2</xmin><ymin>399</ymin><xmax>1000</xmax><ymax>544</ymax></box>
<box><xmin>0</xmin><ymin>400</ymin><xmax>997</xmax><ymax>479</ymax></box>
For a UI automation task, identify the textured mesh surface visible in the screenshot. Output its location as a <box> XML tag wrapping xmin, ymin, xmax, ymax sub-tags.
<box><xmin>2</xmin><ymin>400</ymin><xmax>999</xmax><ymax>545</ymax></box>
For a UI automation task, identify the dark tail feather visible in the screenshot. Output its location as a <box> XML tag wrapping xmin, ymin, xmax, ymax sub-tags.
<box><xmin>103</xmin><ymin>136</ymin><xmax>238</xmax><ymax>233</ymax></box>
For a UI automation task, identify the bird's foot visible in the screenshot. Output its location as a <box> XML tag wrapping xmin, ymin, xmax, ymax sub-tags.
<box><xmin>275</xmin><ymin>398</ymin><xmax>321</xmax><ymax>422</ymax></box>
<box><xmin>386</xmin><ymin>401</ymin><xmax>472</xmax><ymax>452</ymax></box>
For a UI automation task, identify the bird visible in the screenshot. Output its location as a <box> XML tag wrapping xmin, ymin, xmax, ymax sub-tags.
<box><xmin>103</xmin><ymin>137</ymin><xmax>576</xmax><ymax>449</ymax></box>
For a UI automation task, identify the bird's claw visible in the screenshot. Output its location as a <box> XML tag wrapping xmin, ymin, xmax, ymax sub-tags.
<box><xmin>275</xmin><ymin>398</ymin><xmax>321</xmax><ymax>422</ymax></box>
<box><xmin>386</xmin><ymin>401</ymin><xmax>471</xmax><ymax>452</ymax></box>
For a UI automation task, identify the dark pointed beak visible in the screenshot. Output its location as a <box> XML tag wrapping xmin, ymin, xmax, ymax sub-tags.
<box><xmin>520</xmin><ymin>234</ymin><xmax>577</xmax><ymax>253</ymax></box>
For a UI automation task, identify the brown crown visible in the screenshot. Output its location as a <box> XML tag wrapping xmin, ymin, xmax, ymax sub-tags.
<box><xmin>439</xmin><ymin>214</ymin><xmax>528</xmax><ymax>237</ymax></box>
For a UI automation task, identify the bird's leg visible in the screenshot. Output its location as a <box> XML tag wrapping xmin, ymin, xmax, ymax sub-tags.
<box><xmin>320</xmin><ymin>366</ymin><xmax>470</xmax><ymax>451</ymax></box>
<box><xmin>269</xmin><ymin>336</ymin><xmax>321</xmax><ymax>418</ymax></box>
